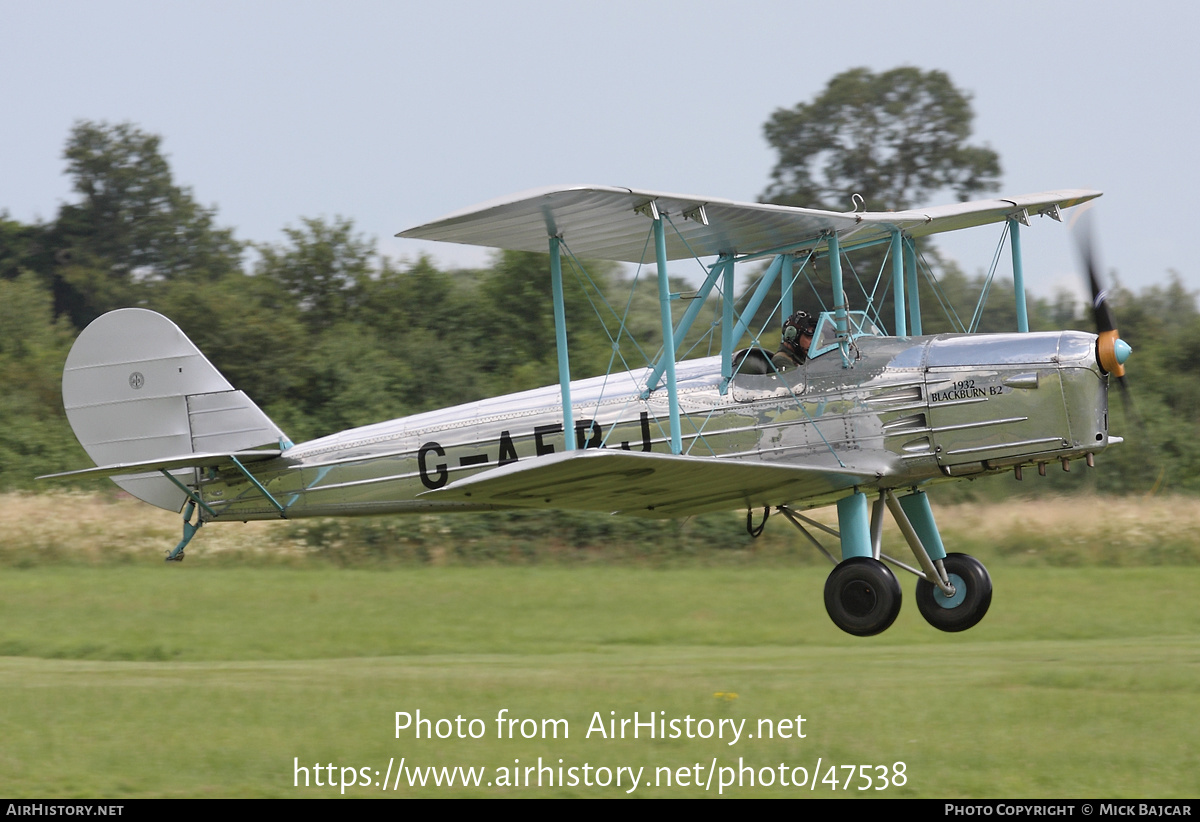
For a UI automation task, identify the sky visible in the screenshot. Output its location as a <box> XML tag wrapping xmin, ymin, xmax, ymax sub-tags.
<box><xmin>3</xmin><ymin>0</ymin><xmax>1198</xmax><ymax>305</ymax></box>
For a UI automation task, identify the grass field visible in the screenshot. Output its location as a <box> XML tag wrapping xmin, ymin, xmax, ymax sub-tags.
<box><xmin>1</xmin><ymin>492</ymin><xmax>1198</xmax><ymax>797</ymax></box>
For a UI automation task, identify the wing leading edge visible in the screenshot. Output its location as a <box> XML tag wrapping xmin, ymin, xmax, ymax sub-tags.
<box><xmin>419</xmin><ymin>449</ymin><xmax>888</xmax><ymax>518</ymax></box>
<box><xmin>397</xmin><ymin>185</ymin><xmax>1101</xmax><ymax>263</ymax></box>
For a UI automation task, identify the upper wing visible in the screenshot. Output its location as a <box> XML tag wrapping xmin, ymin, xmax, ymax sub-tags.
<box><xmin>419</xmin><ymin>449</ymin><xmax>889</xmax><ymax>518</ymax></box>
<box><xmin>397</xmin><ymin>185</ymin><xmax>1100</xmax><ymax>263</ymax></box>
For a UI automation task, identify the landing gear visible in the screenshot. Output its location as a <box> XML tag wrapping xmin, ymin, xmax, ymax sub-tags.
<box><xmin>778</xmin><ymin>491</ymin><xmax>992</xmax><ymax>637</ymax></box>
<box><xmin>823</xmin><ymin>557</ymin><xmax>902</xmax><ymax>637</ymax></box>
<box><xmin>915</xmin><ymin>553</ymin><xmax>992</xmax><ymax>632</ymax></box>
<box><xmin>165</xmin><ymin>500</ymin><xmax>202</xmax><ymax>562</ymax></box>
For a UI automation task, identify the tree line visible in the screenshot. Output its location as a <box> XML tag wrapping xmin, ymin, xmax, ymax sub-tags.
<box><xmin>2</xmin><ymin>69</ymin><xmax>1197</xmax><ymax>499</ymax></box>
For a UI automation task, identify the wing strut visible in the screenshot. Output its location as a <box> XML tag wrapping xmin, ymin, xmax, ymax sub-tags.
<box><xmin>548</xmin><ymin>236</ymin><xmax>576</xmax><ymax>452</ymax></box>
<box><xmin>890</xmin><ymin>230</ymin><xmax>907</xmax><ymax>337</ymax></box>
<box><xmin>780</xmin><ymin>254</ymin><xmax>794</xmax><ymax>323</ymax></box>
<box><xmin>727</xmin><ymin>253</ymin><xmax>785</xmax><ymax>353</ymax></box>
<box><xmin>642</xmin><ymin>252</ymin><xmax>729</xmax><ymax>398</ymax></box>
<box><xmin>652</xmin><ymin>214</ymin><xmax>683</xmax><ymax>454</ymax></box>
<box><xmin>828</xmin><ymin>232</ymin><xmax>850</xmax><ymax>367</ymax></box>
<box><xmin>1008</xmin><ymin>215</ymin><xmax>1029</xmax><ymax>332</ymax></box>
<box><xmin>720</xmin><ymin>257</ymin><xmax>735</xmax><ymax>393</ymax></box>
<box><xmin>905</xmin><ymin>237</ymin><xmax>922</xmax><ymax>335</ymax></box>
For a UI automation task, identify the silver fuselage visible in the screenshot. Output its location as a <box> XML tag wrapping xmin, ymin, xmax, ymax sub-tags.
<box><xmin>196</xmin><ymin>330</ymin><xmax>1111</xmax><ymax>522</ymax></box>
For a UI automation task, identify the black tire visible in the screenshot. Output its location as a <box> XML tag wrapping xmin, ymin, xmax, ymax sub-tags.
<box><xmin>916</xmin><ymin>553</ymin><xmax>992</xmax><ymax>632</ymax></box>
<box><xmin>823</xmin><ymin>557</ymin><xmax>902</xmax><ymax>636</ymax></box>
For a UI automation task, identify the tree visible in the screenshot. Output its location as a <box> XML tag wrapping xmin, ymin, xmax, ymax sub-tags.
<box><xmin>0</xmin><ymin>273</ymin><xmax>86</xmax><ymax>486</ymax></box>
<box><xmin>754</xmin><ymin>68</ymin><xmax>1005</xmax><ymax>338</ymax></box>
<box><xmin>255</xmin><ymin>216</ymin><xmax>372</xmax><ymax>331</ymax></box>
<box><xmin>357</xmin><ymin>255</ymin><xmax>481</xmax><ymax>414</ymax></box>
<box><xmin>0</xmin><ymin>214</ymin><xmax>48</xmax><ymax>283</ymax></box>
<box><xmin>761</xmin><ymin>67</ymin><xmax>1001</xmax><ymax>212</ymax></box>
<box><xmin>469</xmin><ymin>251</ymin><xmax>607</xmax><ymax>393</ymax></box>
<box><xmin>148</xmin><ymin>270</ymin><xmax>309</xmax><ymax>430</ymax></box>
<box><xmin>51</xmin><ymin>121</ymin><xmax>244</xmax><ymax>326</ymax></box>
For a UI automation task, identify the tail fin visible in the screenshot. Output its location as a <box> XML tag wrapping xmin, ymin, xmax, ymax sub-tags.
<box><xmin>61</xmin><ymin>308</ymin><xmax>289</xmax><ymax>511</ymax></box>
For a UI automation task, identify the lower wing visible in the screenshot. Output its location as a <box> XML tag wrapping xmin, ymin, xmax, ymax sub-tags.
<box><xmin>419</xmin><ymin>449</ymin><xmax>890</xmax><ymax>518</ymax></box>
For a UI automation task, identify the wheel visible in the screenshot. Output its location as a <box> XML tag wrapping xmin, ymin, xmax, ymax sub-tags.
<box><xmin>916</xmin><ymin>553</ymin><xmax>992</xmax><ymax>632</ymax></box>
<box><xmin>823</xmin><ymin>557</ymin><xmax>902</xmax><ymax>636</ymax></box>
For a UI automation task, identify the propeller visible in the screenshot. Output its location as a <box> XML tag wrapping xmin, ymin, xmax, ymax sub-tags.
<box><xmin>1076</xmin><ymin>218</ymin><xmax>1134</xmax><ymax>412</ymax></box>
<box><xmin>1075</xmin><ymin>218</ymin><xmax>1167</xmax><ymax>491</ymax></box>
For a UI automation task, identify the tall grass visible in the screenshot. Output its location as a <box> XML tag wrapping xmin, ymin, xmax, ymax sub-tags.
<box><xmin>4</xmin><ymin>489</ymin><xmax>1200</xmax><ymax>568</ymax></box>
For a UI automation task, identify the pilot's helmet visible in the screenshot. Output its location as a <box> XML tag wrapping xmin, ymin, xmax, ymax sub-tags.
<box><xmin>781</xmin><ymin>311</ymin><xmax>816</xmax><ymax>348</ymax></box>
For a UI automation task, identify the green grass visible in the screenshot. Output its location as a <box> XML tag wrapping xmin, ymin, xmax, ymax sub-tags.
<box><xmin>1</xmin><ymin>565</ymin><xmax>1197</xmax><ymax>797</ymax></box>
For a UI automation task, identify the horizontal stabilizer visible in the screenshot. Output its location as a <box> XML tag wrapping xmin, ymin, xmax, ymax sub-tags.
<box><xmin>38</xmin><ymin>450</ymin><xmax>282</xmax><ymax>481</ymax></box>
<box><xmin>420</xmin><ymin>449</ymin><xmax>884</xmax><ymax>518</ymax></box>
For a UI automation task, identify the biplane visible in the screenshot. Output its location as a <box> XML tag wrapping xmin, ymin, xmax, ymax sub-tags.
<box><xmin>43</xmin><ymin>185</ymin><xmax>1129</xmax><ymax>637</ymax></box>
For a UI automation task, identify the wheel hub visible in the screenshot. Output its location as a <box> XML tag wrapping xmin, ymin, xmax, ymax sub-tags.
<box><xmin>840</xmin><ymin>581</ymin><xmax>879</xmax><ymax>616</ymax></box>
<box><xmin>933</xmin><ymin>573</ymin><xmax>967</xmax><ymax>609</ymax></box>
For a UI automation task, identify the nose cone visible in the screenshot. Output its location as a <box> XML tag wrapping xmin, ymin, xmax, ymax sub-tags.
<box><xmin>1097</xmin><ymin>330</ymin><xmax>1129</xmax><ymax>377</ymax></box>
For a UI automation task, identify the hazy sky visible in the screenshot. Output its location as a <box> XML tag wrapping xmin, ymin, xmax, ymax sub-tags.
<box><xmin>4</xmin><ymin>0</ymin><xmax>1197</xmax><ymax>303</ymax></box>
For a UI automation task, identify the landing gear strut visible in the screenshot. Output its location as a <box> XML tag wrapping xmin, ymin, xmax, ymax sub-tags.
<box><xmin>166</xmin><ymin>500</ymin><xmax>202</xmax><ymax>562</ymax></box>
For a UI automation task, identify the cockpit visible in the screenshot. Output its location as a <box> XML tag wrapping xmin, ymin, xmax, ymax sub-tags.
<box><xmin>805</xmin><ymin>311</ymin><xmax>883</xmax><ymax>359</ymax></box>
<box><xmin>732</xmin><ymin>310</ymin><xmax>883</xmax><ymax>377</ymax></box>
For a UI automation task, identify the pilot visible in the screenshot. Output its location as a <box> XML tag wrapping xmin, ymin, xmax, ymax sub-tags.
<box><xmin>772</xmin><ymin>311</ymin><xmax>816</xmax><ymax>370</ymax></box>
